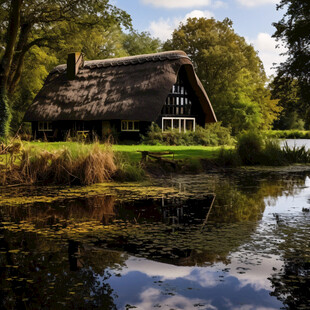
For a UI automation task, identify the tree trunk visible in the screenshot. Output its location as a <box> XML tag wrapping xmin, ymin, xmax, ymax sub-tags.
<box><xmin>8</xmin><ymin>22</ymin><xmax>31</xmax><ymax>95</ymax></box>
<box><xmin>0</xmin><ymin>0</ymin><xmax>23</xmax><ymax>138</ymax></box>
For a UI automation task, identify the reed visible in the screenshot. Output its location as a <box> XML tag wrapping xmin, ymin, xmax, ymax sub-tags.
<box><xmin>2</xmin><ymin>142</ymin><xmax>117</xmax><ymax>185</ymax></box>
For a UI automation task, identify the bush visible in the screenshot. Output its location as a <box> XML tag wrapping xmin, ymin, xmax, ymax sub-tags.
<box><xmin>141</xmin><ymin>122</ymin><xmax>233</xmax><ymax>146</ymax></box>
<box><xmin>217</xmin><ymin>148</ymin><xmax>241</xmax><ymax>167</ymax></box>
<box><xmin>236</xmin><ymin>131</ymin><xmax>264</xmax><ymax>165</ymax></box>
<box><xmin>260</xmin><ymin>139</ymin><xmax>285</xmax><ymax>166</ymax></box>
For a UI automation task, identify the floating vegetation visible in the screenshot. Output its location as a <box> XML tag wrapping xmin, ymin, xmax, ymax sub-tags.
<box><xmin>1</xmin><ymin>171</ymin><xmax>310</xmax><ymax>309</ymax></box>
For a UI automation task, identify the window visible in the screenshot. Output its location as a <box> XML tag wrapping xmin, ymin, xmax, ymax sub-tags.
<box><xmin>161</xmin><ymin>75</ymin><xmax>193</xmax><ymax>116</ymax></box>
<box><xmin>162</xmin><ymin>117</ymin><xmax>195</xmax><ymax>133</ymax></box>
<box><xmin>121</xmin><ymin>120</ymin><xmax>140</xmax><ymax>132</ymax></box>
<box><xmin>38</xmin><ymin>121</ymin><xmax>52</xmax><ymax>131</ymax></box>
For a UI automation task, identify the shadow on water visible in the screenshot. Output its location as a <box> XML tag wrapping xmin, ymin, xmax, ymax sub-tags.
<box><xmin>0</xmin><ymin>170</ymin><xmax>310</xmax><ymax>309</ymax></box>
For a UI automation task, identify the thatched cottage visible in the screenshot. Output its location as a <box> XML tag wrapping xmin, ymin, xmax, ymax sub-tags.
<box><xmin>24</xmin><ymin>50</ymin><xmax>217</xmax><ymax>140</ymax></box>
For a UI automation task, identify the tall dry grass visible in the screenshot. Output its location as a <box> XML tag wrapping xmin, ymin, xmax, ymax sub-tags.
<box><xmin>2</xmin><ymin>143</ymin><xmax>117</xmax><ymax>185</ymax></box>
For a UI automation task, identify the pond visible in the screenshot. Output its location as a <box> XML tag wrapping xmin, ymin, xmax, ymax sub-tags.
<box><xmin>281</xmin><ymin>139</ymin><xmax>310</xmax><ymax>150</ymax></box>
<box><xmin>1</xmin><ymin>171</ymin><xmax>310</xmax><ymax>309</ymax></box>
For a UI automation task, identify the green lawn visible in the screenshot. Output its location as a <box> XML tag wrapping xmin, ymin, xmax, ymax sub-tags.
<box><xmin>113</xmin><ymin>144</ymin><xmax>225</xmax><ymax>162</ymax></box>
<box><xmin>1</xmin><ymin>142</ymin><xmax>228</xmax><ymax>165</ymax></box>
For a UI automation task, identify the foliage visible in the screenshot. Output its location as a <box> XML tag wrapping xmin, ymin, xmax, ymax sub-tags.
<box><xmin>236</xmin><ymin>131</ymin><xmax>265</xmax><ymax>165</ymax></box>
<box><xmin>164</xmin><ymin>17</ymin><xmax>281</xmax><ymax>133</ymax></box>
<box><xmin>216</xmin><ymin>148</ymin><xmax>241</xmax><ymax>167</ymax></box>
<box><xmin>141</xmin><ymin>123</ymin><xmax>234</xmax><ymax>146</ymax></box>
<box><xmin>122</xmin><ymin>31</ymin><xmax>161</xmax><ymax>56</ymax></box>
<box><xmin>265</xmin><ymin>129</ymin><xmax>310</xmax><ymax>139</ymax></box>
<box><xmin>270</xmin><ymin>76</ymin><xmax>308</xmax><ymax>129</ymax></box>
<box><xmin>0</xmin><ymin>92</ymin><xmax>11</xmax><ymax>138</ymax></box>
<box><xmin>0</xmin><ymin>0</ymin><xmax>132</xmax><ymax>138</ymax></box>
<box><xmin>273</xmin><ymin>0</ymin><xmax>310</xmax><ymax>103</ymax></box>
<box><xmin>235</xmin><ymin>131</ymin><xmax>310</xmax><ymax>165</ymax></box>
<box><xmin>282</xmin><ymin>142</ymin><xmax>310</xmax><ymax>163</ymax></box>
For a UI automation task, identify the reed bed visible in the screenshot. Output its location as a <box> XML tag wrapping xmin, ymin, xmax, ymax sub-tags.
<box><xmin>1</xmin><ymin>142</ymin><xmax>117</xmax><ymax>185</ymax></box>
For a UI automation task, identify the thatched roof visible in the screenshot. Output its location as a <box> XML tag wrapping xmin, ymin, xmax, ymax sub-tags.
<box><xmin>24</xmin><ymin>51</ymin><xmax>217</xmax><ymax>123</ymax></box>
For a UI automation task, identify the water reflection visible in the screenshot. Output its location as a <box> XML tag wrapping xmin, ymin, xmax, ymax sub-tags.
<box><xmin>1</xmin><ymin>171</ymin><xmax>310</xmax><ymax>309</ymax></box>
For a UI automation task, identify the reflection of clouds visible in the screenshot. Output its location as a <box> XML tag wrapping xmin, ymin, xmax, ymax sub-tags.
<box><xmin>185</xmin><ymin>269</ymin><xmax>219</xmax><ymax>288</ymax></box>
<box><xmin>134</xmin><ymin>287</ymin><xmax>217</xmax><ymax>310</ymax></box>
<box><xmin>122</xmin><ymin>257</ymin><xmax>223</xmax><ymax>288</ymax></box>
<box><xmin>229</xmin><ymin>254</ymin><xmax>283</xmax><ymax>291</ymax></box>
<box><xmin>121</xmin><ymin>257</ymin><xmax>193</xmax><ymax>280</ymax></box>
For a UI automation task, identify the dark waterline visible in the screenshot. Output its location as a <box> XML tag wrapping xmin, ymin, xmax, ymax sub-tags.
<box><xmin>1</xmin><ymin>172</ymin><xmax>310</xmax><ymax>309</ymax></box>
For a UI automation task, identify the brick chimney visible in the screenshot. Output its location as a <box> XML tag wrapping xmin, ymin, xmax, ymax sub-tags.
<box><xmin>67</xmin><ymin>52</ymin><xmax>84</xmax><ymax>80</ymax></box>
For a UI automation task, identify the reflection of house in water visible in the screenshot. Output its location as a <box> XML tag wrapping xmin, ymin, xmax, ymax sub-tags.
<box><xmin>160</xmin><ymin>195</ymin><xmax>215</xmax><ymax>226</ymax></box>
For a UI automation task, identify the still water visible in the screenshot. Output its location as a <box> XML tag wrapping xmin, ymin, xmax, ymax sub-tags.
<box><xmin>281</xmin><ymin>139</ymin><xmax>310</xmax><ymax>150</ymax></box>
<box><xmin>1</xmin><ymin>171</ymin><xmax>310</xmax><ymax>309</ymax></box>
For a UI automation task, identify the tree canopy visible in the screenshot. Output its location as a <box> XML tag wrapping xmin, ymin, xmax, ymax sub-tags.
<box><xmin>164</xmin><ymin>17</ymin><xmax>281</xmax><ymax>133</ymax></box>
<box><xmin>273</xmin><ymin>0</ymin><xmax>310</xmax><ymax>104</ymax></box>
<box><xmin>0</xmin><ymin>0</ymin><xmax>131</xmax><ymax>138</ymax></box>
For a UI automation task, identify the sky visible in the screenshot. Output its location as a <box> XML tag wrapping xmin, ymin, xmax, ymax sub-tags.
<box><xmin>114</xmin><ymin>0</ymin><xmax>287</xmax><ymax>77</ymax></box>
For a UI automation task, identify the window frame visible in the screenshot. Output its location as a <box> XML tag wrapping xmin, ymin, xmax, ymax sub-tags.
<box><xmin>38</xmin><ymin>121</ymin><xmax>53</xmax><ymax>132</ymax></box>
<box><xmin>121</xmin><ymin>120</ymin><xmax>140</xmax><ymax>132</ymax></box>
<box><xmin>161</xmin><ymin>117</ymin><xmax>196</xmax><ymax>133</ymax></box>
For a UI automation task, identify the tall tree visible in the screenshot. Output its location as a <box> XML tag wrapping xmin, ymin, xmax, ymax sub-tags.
<box><xmin>0</xmin><ymin>0</ymin><xmax>131</xmax><ymax>138</ymax></box>
<box><xmin>122</xmin><ymin>31</ymin><xmax>161</xmax><ymax>56</ymax></box>
<box><xmin>164</xmin><ymin>18</ymin><xmax>281</xmax><ymax>133</ymax></box>
<box><xmin>273</xmin><ymin>0</ymin><xmax>310</xmax><ymax>104</ymax></box>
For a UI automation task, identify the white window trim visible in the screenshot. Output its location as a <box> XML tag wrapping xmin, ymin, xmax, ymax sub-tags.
<box><xmin>162</xmin><ymin>117</ymin><xmax>195</xmax><ymax>133</ymax></box>
<box><xmin>121</xmin><ymin>120</ymin><xmax>140</xmax><ymax>132</ymax></box>
<box><xmin>38</xmin><ymin>121</ymin><xmax>53</xmax><ymax>131</ymax></box>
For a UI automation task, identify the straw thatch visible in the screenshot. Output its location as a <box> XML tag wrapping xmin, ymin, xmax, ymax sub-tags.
<box><xmin>23</xmin><ymin>50</ymin><xmax>216</xmax><ymax>123</ymax></box>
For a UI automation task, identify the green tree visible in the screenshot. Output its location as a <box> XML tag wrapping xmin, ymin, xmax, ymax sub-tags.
<box><xmin>273</xmin><ymin>0</ymin><xmax>310</xmax><ymax>104</ymax></box>
<box><xmin>0</xmin><ymin>0</ymin><xmax>131</xmax><ymax>138</ymax></box>
<box><xmin>122</xmin><ymin>30</ymin><xmax>161</xmax><ymax>56</ymax></box>
<box><xmin>270</xmin><ymin>77</ymin><xmax>307</xmax><ymax>129</ymax></box>
<box><xmin>164</xmin><ymin>18</ymin><xmax>281</xmax><ymax>133</ymax></box>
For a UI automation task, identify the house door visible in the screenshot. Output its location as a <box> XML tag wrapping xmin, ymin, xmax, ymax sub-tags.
<box><xmin>102</xmin><ymin>121</ymin><xmax>111</xmax><ymax>137</ymax></box>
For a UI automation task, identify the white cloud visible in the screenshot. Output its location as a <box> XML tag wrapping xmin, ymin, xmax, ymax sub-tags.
<box><xmin>141</xmin><ymin>0</ymin><xmax>211</xmax><ymax>9</ymax></box>
<box><xmin>249</xmin><ymin>32</ymin><xmax>287</xmax><ymax>77</ymax></box>
<box><xmin>212</xmin><ymin>1</ymin><xmax>228</xmax><ymax>8</ymax></box>
<box><xmin>149</xmin><ymin>10</ymin><xmax>214</xmax><ymax>41</ymax></box>
<box><xmin>236</xmin><ymin>0</ymin><xmax>279</xmax><ymax>8</ymax></box>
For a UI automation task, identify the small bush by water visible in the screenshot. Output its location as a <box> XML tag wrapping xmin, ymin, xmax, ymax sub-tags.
<box><xmin>222</xmin><ymin>131</ymin><xmax>310</xmax><ymax>166</ymax></box>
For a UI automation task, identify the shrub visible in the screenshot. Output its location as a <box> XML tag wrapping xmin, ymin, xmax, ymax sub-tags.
<box><xmin>260</xmin><ymin>139</ymin><xmax>285</xmax><ymax>166</ymax></box>
<box><xmin>141</xmin><ymin>122</ymin><xmax>233</xmax><ymax>146</ymax></box>
<box><xmin>236</xmin><ymin>130</ymin><xmax>264</xmax><ymax>165</ymax></box>
<box><xmin>217</xmin><ymin>148</ymin><xmax>241</xmax><ymax>167</ymax></box>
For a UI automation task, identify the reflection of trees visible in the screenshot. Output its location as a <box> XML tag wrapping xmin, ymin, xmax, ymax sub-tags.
<box><xmin>4</xmin><ymin>195</ymin><xmax>116</xmax><ymax>226</ymax></box>
<box><xmin>269</xmin><ymin>217</ymin><xmax>310</xmax><ymax>309</ymax></box>
<box><xmin>0</xmin><ymin>231</ymin><xmax>126</xmax><ymax>309</ymax></box>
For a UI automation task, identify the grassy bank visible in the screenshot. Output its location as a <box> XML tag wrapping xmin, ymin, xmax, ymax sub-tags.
<box><xmin>2</xmin><ymin>134</ymin><xmax>310</xmax><ymax>186</ymax></box>
<box><xmin>0</xmin><ymin>141</ymin><xmax>226</xmax><ymax>185</ymax></box>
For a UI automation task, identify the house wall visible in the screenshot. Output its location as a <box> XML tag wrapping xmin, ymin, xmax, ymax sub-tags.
<box><xmin>31</xmin><ymin>120</ymin><xmax>151</xmax><ymax>142</ymax></box>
